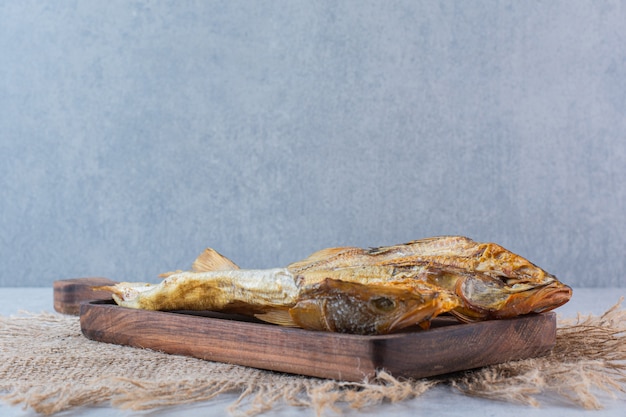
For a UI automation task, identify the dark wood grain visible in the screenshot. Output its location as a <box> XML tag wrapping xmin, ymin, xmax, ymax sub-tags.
<box><xmin>53</xmin><ymin>277</ymin><xmax>118</xmax><ymax>315</ymax></box>
<box><xmin>80</xmin><ymin>300</ymin><xmax>556</xmax><ymax>382</ymax></box>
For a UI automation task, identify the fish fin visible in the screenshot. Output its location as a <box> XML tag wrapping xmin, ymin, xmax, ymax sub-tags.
<box><xmin>92</xmin><ymin>282</ymin><xmax>154</xmax><ymax>305</ymax></box>
<box><xmin>192</xmin><ymin>248</ymin><xmax>240</xmax><ymax>272</ymax></box>
<box><xmin>288</xmin><ymin>246</ymin><xmax>361</xmax><ymax>270</ymax></box>
<box><xmin>255</xmin><ymin>310</ymin><xmax>299</xmax><ymax>327</ymax></box>
<box><xmin>448</xmin><ymin>309</ymin><xmax>480</xmax><ymax>323</ymax></box>
<box><xmin>368</xmin><ymin>236</ymin><xmax>475</xmax><ymax>255</ymax></box>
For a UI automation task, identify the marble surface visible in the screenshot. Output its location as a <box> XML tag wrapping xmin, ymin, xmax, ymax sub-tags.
<box><xmin>1</xmin><ymin>287</ymin><xmax>625</xmax><ymax>417</ymax></box>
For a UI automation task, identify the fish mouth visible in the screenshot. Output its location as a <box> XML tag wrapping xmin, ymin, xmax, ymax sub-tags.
<box><xmin>526</xmin><ymin>282</ymin><xmax>572</xmax><ymax>313</ymax></box>
<box><xmin>494</xmin><ymin>281</ymin><xmax>573</xmax><ymax>318</ymax></box>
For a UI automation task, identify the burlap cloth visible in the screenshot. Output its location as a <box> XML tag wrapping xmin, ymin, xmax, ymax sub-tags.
<box><xmin>1</xmin><ymin>301</ymin><xmax>625</xmax><ymax>416</ymax></box>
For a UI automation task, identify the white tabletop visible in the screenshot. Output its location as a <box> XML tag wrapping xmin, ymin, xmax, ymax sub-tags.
<box><xmin>1</xmin><ymin>287</ymin><xmax>625</xmax><ymax>417</ymax></box>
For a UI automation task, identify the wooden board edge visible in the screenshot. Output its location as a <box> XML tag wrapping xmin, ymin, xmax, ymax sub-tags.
<box><xmin>79</xmin><ymin>301</ymin><xmax>557</xmax><ymax>382</ymax></box>
<box><xmin>373</xmin><ymin>312</ymin><xmax>556</xmax><ymax>379</ymax></box>
<box><xmin>53</xmin><ymin>277</ymin><xmax>117</xmax><ymax>315</ymax></box>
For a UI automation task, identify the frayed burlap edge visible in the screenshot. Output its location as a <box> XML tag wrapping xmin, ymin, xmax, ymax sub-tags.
<box><xmin>1</xmin><ymin>301</ymin><xmax>625</xmax><ymax>416</ymax></box>
<box><xmin>450</xmin><ymin>299</ymin><xmax>626</xmax><ymax>409</ymax></box>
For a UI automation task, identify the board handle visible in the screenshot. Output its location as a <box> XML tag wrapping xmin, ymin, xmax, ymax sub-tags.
<box><xmin>53</xmin><ymin>277</ymin><xmax>119</xmax><ymax>315</ymax></box>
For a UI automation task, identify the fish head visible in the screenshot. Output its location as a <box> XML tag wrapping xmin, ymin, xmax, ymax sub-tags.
<box><xmin>500</xmin><ymin>263</ymin><xmax>572</xmax><ymax>313</ymax></box>
<box><xmin>500</xmin><ymin>277</ymin><xmax>572</xmax><ymax>316</ymax></box>
<box><xmin>452</xmin><ymin>272</ymin><xmax>572</xmax><ymax>322</ymax></box>
<box><xmin>290</xmin><ymin>278</ymin><xmax>458</xmax><ymax>334</ymax></box>
<box><xmin>474</xmin><ymin>242</ymin><xmax>570</xmax><ymax>301</ymax></box>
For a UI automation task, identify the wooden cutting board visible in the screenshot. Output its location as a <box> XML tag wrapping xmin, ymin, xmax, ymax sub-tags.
<box><xmin>54</xmin><ymin>277</ymin><xmax>118</xmax><ymax>315</ymax></box>
<box><xmin>54</xmin><ymin>278</ymin><xmax>557</xmax><ymax>382</ymax></box>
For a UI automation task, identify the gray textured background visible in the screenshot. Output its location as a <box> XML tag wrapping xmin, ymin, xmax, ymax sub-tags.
<box><xmin>1</xmin><ymin>1</ymin><xmax>624</xmax><ymax>287</ymax></box>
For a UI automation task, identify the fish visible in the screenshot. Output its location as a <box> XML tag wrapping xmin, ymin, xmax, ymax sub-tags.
<box><xmin>98</xmin><ymin>260</ymin><xmax>458</xmax><ymax>334</ymax></box>
<box><xmin>268</xmin><ymin>278</ymin><xmax>452</xmax><ymax>335</ymax></box>
<box><xmin>287</xmin><ymin>236</ymin><xmax>573</xmax><ymax>322</ymax></box>
<box><xmin>289</xmin><ymin>236</ymin><xmax>549</xmax><ymax>280</ymax></box>
<box><xmin>100</xmin><ymin>268</ymin><xmax>300</xmax><ymax>313</ymax></box>
<box><xmin>98</xmin><ymin>236</ymin><xmax>571</xmax><ymax>333</ymax></box>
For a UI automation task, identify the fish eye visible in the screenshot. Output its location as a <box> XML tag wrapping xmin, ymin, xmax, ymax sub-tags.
<box><xmin>371</xmin><ymin>297</ymin><xmax>396</xmax><ymax>312</ymax></box>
